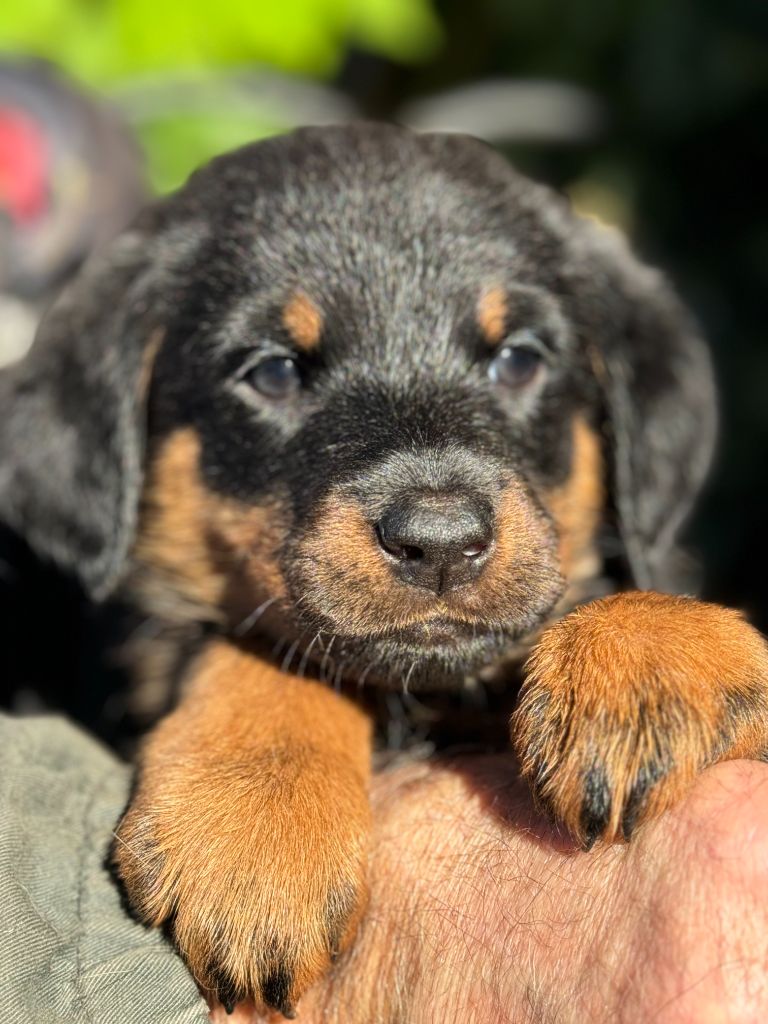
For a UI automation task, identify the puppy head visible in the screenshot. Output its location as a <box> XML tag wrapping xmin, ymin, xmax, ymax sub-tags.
<box><xmin>0</xmin><ymin>124</ymin><xmax>716</xmax><ymax>688</ymax></box>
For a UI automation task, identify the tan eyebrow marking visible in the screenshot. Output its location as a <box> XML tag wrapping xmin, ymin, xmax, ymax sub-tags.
<box><xmin>282</xmin><ymin>291</ymin><xmax>323</xmax><ymax>351</ymax></box>
<box><xmin>476</xmin><ymin>286</ymin><xmax>508</xmax><ymax>346</ymax></box>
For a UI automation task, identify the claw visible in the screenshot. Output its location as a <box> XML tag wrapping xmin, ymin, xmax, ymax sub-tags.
<box><xmin>263</xmin><ymin>967</ymin><xmax>295</xmax><ymax>1018</ymax></box>
<box><xmin>581</xmin><ymin>821</ymin><xmax>602</xmax><ymax>851</ymax></box>
<box><xmin>621</xmin><ymin>758</ymin><xmax>669</xmax><ymax>841</ymax></box>
<box><xmin>621</xmin><ymin>790</ymin><xmax>643</xmax><ymax>841</ymax></box>
<box><xmin>580</xmin><ymin>763</ymin><xmax>611</xmax><ymax>849</ymax></box>
<box><xmin>212</xmin><ymin>970</ymin><xmax>243</xmax><ymax>1017</ymax></box>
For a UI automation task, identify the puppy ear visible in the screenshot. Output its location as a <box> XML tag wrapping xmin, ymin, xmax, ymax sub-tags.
<box><xmin>579</xmin><ymin>231</ymin><xmax>717</xmax><ymax>591</ymax></box>
<box><xmin>0</xmin><ymin>230</ymin><xmax>162</xmax><ymax>599</ymax></box>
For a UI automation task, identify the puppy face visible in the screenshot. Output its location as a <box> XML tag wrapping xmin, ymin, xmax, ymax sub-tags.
<box><xmin>130</xmin><ymin>129</ymin><xmax>610</xmax><ymax>687</ymax></box>
<box><xmin>0</xmin><ymin>124</ymin><xmax>716</xmax><ymax>690</ymax></box>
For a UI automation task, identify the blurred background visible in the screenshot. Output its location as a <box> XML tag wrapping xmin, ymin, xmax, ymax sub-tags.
<box><xmin>1</xmin><ymin>0</ymin><xmax>767</xmax><ymax>627</ymax></box>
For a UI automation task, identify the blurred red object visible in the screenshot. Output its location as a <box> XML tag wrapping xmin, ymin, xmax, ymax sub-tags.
<box><xmin>0</xmin><ymin>57</ymin><xmax>146</xmax><ymax>365</ymax></box>
<box><xmin>0</xmin><ymin>105</ymin><xmax>48</xmax><ymax>224</ymax></box>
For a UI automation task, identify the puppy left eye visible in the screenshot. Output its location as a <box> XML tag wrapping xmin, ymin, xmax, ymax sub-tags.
<box><xmin>243</xmin><ymin>356</ymin><xmax>301</xmax><ymax>399</ymax></box>
<box><xmin>488</xmin><ymin>340</ymin><xmax>545</xmax><ymax>389</ymax></box>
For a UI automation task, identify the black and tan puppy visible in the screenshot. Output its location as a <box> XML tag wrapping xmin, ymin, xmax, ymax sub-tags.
<box><xmin>1</xmin><ymin>123</ymin><xmax>767</xmax><ymax>1015</ymax></box>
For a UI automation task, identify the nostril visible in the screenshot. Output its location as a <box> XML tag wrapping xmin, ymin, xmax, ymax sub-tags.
<box><xmin>462</xmin><ymin>540</ymin><xmax>489</xmax><ymax>559</ymax></box>
<box><xmin>391</xmin><ymin>542</ymin><xmax>424</xmax><ymax>562</ymax></box>
<box><xmin>375</xmin><ymin>524</ymin><xmax>424</xmax><ymax>562</ymax></box>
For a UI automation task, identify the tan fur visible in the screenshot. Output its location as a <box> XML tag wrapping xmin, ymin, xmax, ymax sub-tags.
<box><xmin>113</xmin><ymin>639</ymin><xmax>372</xmax><ymax>1013</ymax></box>
<box><xmin>133</xmin><ymin>428</ymin><xmax>288</xmax><ymax>622</ymax></box>
<box><xmin>294</xmin><ymin>480</ymin><xmax>563</xmax><ymax>637</ymax></box>
<box><xmin>546</xmin><ymin>416</ymin><xmax>604</xmax><ymax>585</ymax></box>
<box><xmin>512</xmin><ymin>592</ymin><xmax>768</xmax><ymax>846</ymax></box>
<box><xmin>476</xmin><ymin>286</ymin><xmax>508</xmax><ymax>345</ymax></box>
<box><xmin>282</xmin><ymin>291</ymin><xmax>323</xmax><ymax>351</ymax></box>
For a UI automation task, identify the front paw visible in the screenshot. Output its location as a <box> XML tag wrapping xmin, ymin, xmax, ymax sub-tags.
<box><xmin>512</xmin><ymin>592</ymin><xmax>768</xmax><ymax>848</ymax></box>
<box><xmin>113</xmin><ymin>751</ymin><xmax>370</xmax><ymax>1016</ymax></box>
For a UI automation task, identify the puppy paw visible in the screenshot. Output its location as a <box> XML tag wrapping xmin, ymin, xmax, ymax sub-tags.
<box><xmin>113</xmin><ymin>750</ymin><xmax>370</xmax><ymax>1016</ymax></box>
<box><xmin>512</xmin><ymin>592</ymin><xmax>768</xmax><ymax>847</ymax></box>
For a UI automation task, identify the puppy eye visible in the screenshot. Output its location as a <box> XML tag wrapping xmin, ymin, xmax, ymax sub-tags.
<box><xmin>488</xmin><ymin>336</ymin><xmax>545</xmax><ymax>389</ymax></box>
<box><xmin>244</xmin><ymin>356</ymin><xmax>301</xmax><ymax>399</ymax></box>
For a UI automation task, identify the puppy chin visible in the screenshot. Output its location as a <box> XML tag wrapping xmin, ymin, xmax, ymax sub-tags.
<box><xmin>374</xmin><ymin>643</ymin><xmax>502</xmax><ymax>691</ymax></box>
<box><xmin>321</xmin><ymin>627</ymin><xmax>516</xmax><ymax>692</ymax></box>
<box><xmin>281</xmin><ymin>597</ymin><xmax>561</xmax><ymax>691</ymax></box>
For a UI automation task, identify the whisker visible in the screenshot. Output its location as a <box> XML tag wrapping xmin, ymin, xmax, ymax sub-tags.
<box><xmin>333</xmin><ymin>660</ymin><xmax>345</xmax><ymax>692</ymax></box>
<box><xmin>319</xmin><ymin>634</ymin><xmax>337</xmax><ymax>683</ymax></box>
<box><xmin>271</xmin><ymin>635</ymin><xmax>290</xmax><ymax>659</ymax></box>
<box><xmin>385</xmin><ymin>691</ymin><xmax>408</xmax><ymax>749</ymax></box>
<box><xmin>297</xmin><ymin>631</ymin><xmax>322</xmax><ymax>678</ymax></box>
<box><xmin>357</xmin><ymin>658</ymin><xmax>379</xmax><ymax>690</ymax></box>
<box><xmin>233</xmin><ymin>596</ymin><xmax>278</xmax><ymax>637</ymax></box>
<box><xmin>281</xmin><ymin>634</ymin><xmax>305</xmax><ymax>674</ymax></box>
<box><xmin>403</xmin><ymin>659</ymin><xmax>417</xmax><ymax>696</ymax></box>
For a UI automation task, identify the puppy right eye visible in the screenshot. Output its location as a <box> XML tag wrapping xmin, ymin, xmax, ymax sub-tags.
<box><xmin>243</xmin><ymin>356</ymin><xmax>302</xmax><ymax>400</ymax></box>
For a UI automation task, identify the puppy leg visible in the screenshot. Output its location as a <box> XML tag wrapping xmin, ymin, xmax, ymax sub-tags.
<box><xmin>113</xmin><ymin>639</ymin><xmax>371</xmax><ymax>1016</ymax></box>
<box><xmin>512</xmin><ymin>592</ymin><xmax>768</xmax><ymax>848</ymax></box>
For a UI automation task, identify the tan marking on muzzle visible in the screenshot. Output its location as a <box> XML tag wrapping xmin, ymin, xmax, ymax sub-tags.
<box><xmin>546</xmin><ymin>415</ymin><xmax>604</xmax><ymax>584</ymax></box>
<box><xmin>453</xmin><ymin>481</ymin><xmax>563</xmax><ymax>624</ymax></box>
<box><xmin>295</xmin><ymin>480</ymin><xmax>563</xmax><ymax>637</ymax></box>
<box><xmin>133</xmin><ymin>428</ymin><xmax>288</xmax><ymax>621</ymax></box>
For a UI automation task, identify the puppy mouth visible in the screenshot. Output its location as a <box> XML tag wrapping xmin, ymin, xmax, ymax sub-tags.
<box><xmin>334</xmin><ymin>619</ymin><xmax>516</xmax><ymax>692</ymax></box>
<box><xmin>277</xmin><ymin>590</ymin><xmax>563</xmax><ymax>688</ymax></box>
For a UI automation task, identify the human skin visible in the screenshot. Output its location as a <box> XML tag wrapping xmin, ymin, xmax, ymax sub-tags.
<box><xmin>210</xmin><ymin>757</ymin><xmax>768</xmax><ymax>1023</ymax></box>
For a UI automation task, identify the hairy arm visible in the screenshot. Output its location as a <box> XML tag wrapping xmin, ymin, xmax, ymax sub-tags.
<box><xmin>213</xmin><ymin>755</ymin><xmax>768</xmax><ymax>1024</ymax></box>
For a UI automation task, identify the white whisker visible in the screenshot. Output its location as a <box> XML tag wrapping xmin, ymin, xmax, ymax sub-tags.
<box><xmin>297</xmin><ymin>631</ymin><xmax>322</xmax><ymax>677</ymax></box>
<box><xmin>281</xmin><ymin>635</ymin><xmax>304</xmax><ymax>674</ymax></box>
<box><xmin>233</xmin><ymin>596</ymin><xmax>278</xmax><ymax>637</ymax></box>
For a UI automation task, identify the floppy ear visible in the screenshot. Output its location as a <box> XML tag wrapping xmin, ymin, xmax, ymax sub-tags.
<box><xmin>576</xmin><ymin>231</ymin><xmax>717</xmax><ymax>592</ymax></box>
<box><xmin>0</xmin><ymin>229</ymin><xmax>163</xmax><ymax>600</ymax></box>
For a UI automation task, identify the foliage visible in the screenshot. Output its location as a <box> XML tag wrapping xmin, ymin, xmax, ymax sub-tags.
<box><xmin>0</xmin><ymin>0</ymin><xmax>441</xmax><ymax>82</ymax></box>
<box><xmin>1</xmin><ymin>0</ymin><xmax>441</xmax><ymax>190</ymax></box>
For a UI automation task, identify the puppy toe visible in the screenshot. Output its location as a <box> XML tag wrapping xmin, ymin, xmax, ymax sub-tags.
<box><xmin>580</xmin><ymin>765</ymin><xmax>612</xmax><ymax>850</ymax></box>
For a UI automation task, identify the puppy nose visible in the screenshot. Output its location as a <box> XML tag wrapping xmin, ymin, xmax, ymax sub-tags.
<box><xmin>375</xmin><ymin>495</ymin><xmax>493</xmax><ymax>593</ymax></box>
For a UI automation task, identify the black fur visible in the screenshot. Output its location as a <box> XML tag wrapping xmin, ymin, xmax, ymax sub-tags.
<box><xmin>0</xmin><ymin>122</ymin><xmax>716</xmax><ymax>710</ymax></box>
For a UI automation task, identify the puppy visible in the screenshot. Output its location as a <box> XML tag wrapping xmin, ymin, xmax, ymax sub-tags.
<box><xmin>1</xmin><ymin>123</ymin><xmax>767</xmax><ymax>1016</ymax></box>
